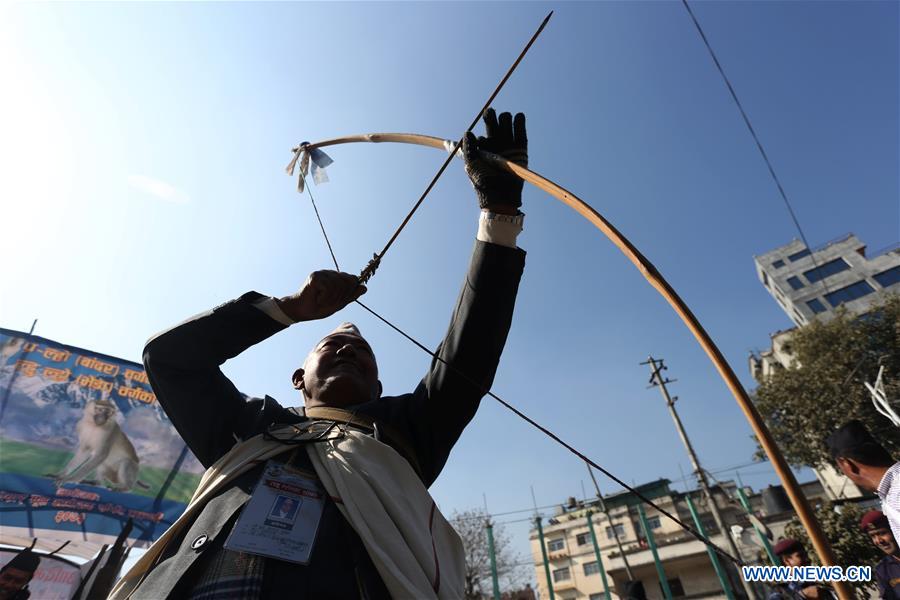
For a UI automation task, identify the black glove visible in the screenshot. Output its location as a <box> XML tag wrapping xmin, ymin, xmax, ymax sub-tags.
<box><xmin>463</xmin><ymin>108</ymin><xmax>528</xmax><ymax>212</ymax></box>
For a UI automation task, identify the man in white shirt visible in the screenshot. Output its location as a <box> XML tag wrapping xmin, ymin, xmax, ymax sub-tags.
<box><xmin>826</xmin><ymin>420</ymin><xmax>900</xmax><ymax>543</ymax></box>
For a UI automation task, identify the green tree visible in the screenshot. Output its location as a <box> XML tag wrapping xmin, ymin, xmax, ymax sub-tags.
<box><xmin>782</xmin><ymin>501</ymin><xmax>880</xmax><ymax>596</ymax></box>
<box><xmin>753</xmin><ymin>295</ymin><xmax>900</xmax><ymax>468</ymax></box>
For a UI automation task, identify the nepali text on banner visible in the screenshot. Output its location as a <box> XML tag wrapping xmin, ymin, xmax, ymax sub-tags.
<box><xmin>0</xmin><ymin>328</ymin><xmax>204</xmax><ymax>547</ymax></box>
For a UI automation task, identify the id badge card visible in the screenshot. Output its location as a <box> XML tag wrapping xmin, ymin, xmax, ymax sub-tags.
<box><xmin>224</xmin><ymin>460</ymin><xmax>326</xmax><ymax>564</ymax></box>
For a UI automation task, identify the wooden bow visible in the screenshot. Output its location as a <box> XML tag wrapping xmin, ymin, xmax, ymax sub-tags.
<box><xmin>296</xmin><ymin>131</ymin><xmax>845</xmax><ymax>579</ymax></box>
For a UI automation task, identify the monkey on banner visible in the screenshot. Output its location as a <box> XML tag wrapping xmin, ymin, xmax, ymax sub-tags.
<box><xmin>54</xmin><ymin>398</ymin><xmax>146</xmax><ymax>492</ymax></box>
<box><xmin>111</xmin><ymin>108</ymin><xmax>531</xmax><ymax>600</ymax></box>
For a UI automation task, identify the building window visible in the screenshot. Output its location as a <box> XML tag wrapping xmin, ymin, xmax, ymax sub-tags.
<box><xmin>646</xmin><ymin>516</ymin><xmax>661</xmax><ymax>530</ymax></box>
<box><xmin>787</xmin><ymin>276</ymin><xmax>804</xmax><ymax>290</ymax></box>
<box><xmin>547</xmin><ymin>538</ymin><xmax>565</xmax><ymax>552</ymax></box>
<box><xmin>575</xmin><ymin>532</ymin><xmax>591</xmax><ymax>546</ymax></box>
<box><xmin>792</xmin><ymin>309</ymin><xmax>805</xmax><ymax>325</ymax></box>
<box><xmin>803</xmin><ymin>258</ymin><xmax>850</xmax><ymax>283</ymax></box>
<box><xmin>605</xmin><ymin>524</ymin><xmax>625</xmax><ymax>539</ymax></box>
<box><xmin>807</xmin><ymin>298</ymin><xmax>827</xmax><ymax>314</ymax></box>
<box><xmin>762</xmin><ymin>271</ymin><xmax>770</xmax><ymax>287</ymax></box>
<box><xmin>874</xmin><ymin>265</ymin><xmax>900</xmax><ymax>288</ymax></box>
<box><xmin>552</xmin><ymin>567</ymin><xmax>570</xmax><ymax>582</ymax></box>
<box><xmin>665</xmin><ymin>577</ymin><xmax>686</xmax><ymax>597</ymax></box>
<box><xmin>583</xmin><ymin>561</ymin><xmax>601</xmax><ymax>576</ymax></box>
<box><xmin>590</xmin><ymin>594</ymin><xmax>605</xmax><ymax>600</ymax></box>
<box><xmin>772</xmin><ymin>259</ymin><xmax>785</xmax><ymax>269</ymax></box>
<box><xmin>824</xmin><ymin>280</ymin><xmax>875</xmax><ymax>308</ymax></box>
<box><xmin>788</xmin><ymin>248</ymin><xmax>811</xmax><ymax>262</ymax></box>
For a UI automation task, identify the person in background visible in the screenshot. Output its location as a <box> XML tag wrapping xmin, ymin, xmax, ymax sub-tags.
<box><xmin>0</xmin><ymin>548</ymin><xmax>40</xmax><ymax>600</ymax></box>
<box><xmin>767</xmin><ymin>538</ymin><xmax>835</xmax><ymax>600</ymax></box>
<box><xmin>826</xmin><ymin>421</ymin><xmax>900</xmax><ymax>543</ymax></box>
<box><xmin>861</xmin><ymin>509</ymin><xmax>900</xmax><ymax>599</ymax></box>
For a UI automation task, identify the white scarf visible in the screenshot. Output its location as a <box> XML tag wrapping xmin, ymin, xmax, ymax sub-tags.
<box><xmin>308</xmin><ymin>430</ymin><xmax>465</xmax><ymax>599</ymax></box>
<box><xmin>109</xmin><ymin>425</ymin><xmax>464</xmax><ymax>600</ymax></box>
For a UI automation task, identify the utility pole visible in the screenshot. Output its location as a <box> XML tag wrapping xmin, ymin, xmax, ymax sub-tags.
<box><xmin>643</xmin><ymin>356</ymin><xmax>757</xmax><ymax>600</ymax></box>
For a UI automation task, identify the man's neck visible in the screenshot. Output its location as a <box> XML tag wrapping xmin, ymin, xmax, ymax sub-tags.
<box><xmin>871</xmin><ymin>463</ymin><xmax>894</xmax><ymax>493</ymax></box>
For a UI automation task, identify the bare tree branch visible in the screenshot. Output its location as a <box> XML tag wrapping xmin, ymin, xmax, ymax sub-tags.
<box><xmin>450</xmin><ymin>508</ymin><xmax>528</xmax><ymax>599</ymax></box>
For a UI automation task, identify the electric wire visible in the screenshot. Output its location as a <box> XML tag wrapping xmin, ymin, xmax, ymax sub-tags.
<box><xmin>452</xmin><ymin>459</ymin><xmax>767</xmax><ymax>523</ymax></box>
<box><xmin>681</xmin><ymin>0</ymin><xmax>830</xmax><ymax>295</ymax></box>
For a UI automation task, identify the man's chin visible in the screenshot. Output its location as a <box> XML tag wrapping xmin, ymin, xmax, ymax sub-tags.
<box><xmin>313</xmin><ymin>379</ymin><xmax>374</xmax><ymax>408</ymax></box>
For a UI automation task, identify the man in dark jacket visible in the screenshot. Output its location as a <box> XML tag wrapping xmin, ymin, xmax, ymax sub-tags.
<box><xmin>130</xmin><ymin>109</ymin><xmax>529</xmax><ymax>599</ymax></box>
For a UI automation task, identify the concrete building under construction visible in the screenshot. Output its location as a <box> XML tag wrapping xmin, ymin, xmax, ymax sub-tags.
<box><xmin>753</xmin><ymin>234</ymin><xmax>900</xmax><ymax>328</ymax></box>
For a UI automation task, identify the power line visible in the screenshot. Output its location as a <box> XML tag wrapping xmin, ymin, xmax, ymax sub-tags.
<box><xmin>452</xmin><ymin>459</ymin><xmax>769</xmax><ymax>524</ymax></box>
<box><xmin>681</xmin><ymin>0</ymin><xmax>830</xmax><ymax>296</ymax></box>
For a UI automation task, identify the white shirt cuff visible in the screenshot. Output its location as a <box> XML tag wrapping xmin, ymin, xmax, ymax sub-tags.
<box><xmin>252</xmin><ymin>297</ymin><xmax>296</xmax><ymax>325</ymax></box>
<box><xmin>477</xmin><ymin>211</ymin><xmax>525</xmax><ymax>249</ymax></box>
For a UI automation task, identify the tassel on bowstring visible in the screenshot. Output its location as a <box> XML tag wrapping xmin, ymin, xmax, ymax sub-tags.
<box><xmin>308</xmin><ymin>147</ymin><xmax>333</xmax><ymax>185</ymax></box>
<box><xmin>286</xmin><ymin>143</ymin><xmax>335</xmax><ymax>193</ymax></box>
<box><xmin>285</xmin><ymin>143</ymin><xmax>308</xmax><ymax>193</ymax></box>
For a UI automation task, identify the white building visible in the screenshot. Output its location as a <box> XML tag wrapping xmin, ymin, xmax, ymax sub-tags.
<box><xmin>753</xmin><ymin>234</ymin><xmax>900</xmax><ymax>327</ymax></box>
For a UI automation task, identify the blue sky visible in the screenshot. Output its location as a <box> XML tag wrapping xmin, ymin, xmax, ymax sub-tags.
<box><xmin>1</xmin><ymin>0</ymin><xmax>897</xmax><ymax>577</ymax></box>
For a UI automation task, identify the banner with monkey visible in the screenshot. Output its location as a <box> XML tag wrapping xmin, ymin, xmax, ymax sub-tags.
<box><xmin>0</xmin><ymin>328</ymin><xmax>204</xmax><ymax>549</ymax></box>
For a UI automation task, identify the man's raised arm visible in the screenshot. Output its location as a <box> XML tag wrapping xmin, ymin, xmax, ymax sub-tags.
<box><xmin>143</xmin><ymin>293</ymin><xmax>289</xmax><ymax>467</ymax></box>
<box><xmin>406</xmin><ymin>109</ymin><xmax>530</xmax><ymax>483</ymax></box>
<box><xmin>144</xmin><ymin>274</ymin><xmax>366</xmax><ymax>468</ymax></box>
